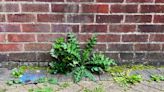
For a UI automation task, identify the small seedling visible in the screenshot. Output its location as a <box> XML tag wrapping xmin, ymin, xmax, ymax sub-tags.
<box><xmin>150</xmin><ymin>74</ymin><xmax>164</xmax><ymax>82</ymax></box>
<box><xmin>83</xmin><ymin>86</ymin><xmax>105</xmax><ymax>92</ymax></box>
<box><xmin>29</xmin><ymin>87</ymin><xmax>53</xmax><ymax>92</ymax></box>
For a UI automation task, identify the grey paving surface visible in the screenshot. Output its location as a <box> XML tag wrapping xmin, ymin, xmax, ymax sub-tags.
<box><xmin>0</xmin><ymin>68</ymin><xmax>163</xmax><ymax>92</ymax></box>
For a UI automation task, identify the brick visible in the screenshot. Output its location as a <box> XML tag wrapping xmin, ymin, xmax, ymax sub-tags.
<box><xmin>111</xmin><ymin>5</ymin><xmax>138</xmax><ymax>13</ymax></box>
<box><xmin>150</xmin><ymin>34</ymin><xmax>164</xmax><ymax>42</ymax></box>
<box><xmin>7</xmin><ymin>14</ymin><xmax>36</xmax><ymax>22</ymax></box>
<box><xmin>147</xmin><ymin>53</ymin><xmax>164</xmax><ymax>60</ymax></box>
<box><xmin>5</xmin><ymin>24</ymin><xmax>20</xmax><ymax>32</ymax></box>
<box><xmin>161</xmin><ymin>45</ymin><xmax>164</xmax><ymax>51</ymax></box>
<box><xmin>126</xmin><ymin>0</ymin><xmax>153</xmax><ymax>3</ymax></box>
<box><xmin>96</xmin><ymin>0</ymin><xmax>123</xmax><ymax>2</ymax></box>
<box><xmin>141</xmin><ymin>5</ymin><xmax>164</xmax><ymax>13</ymax></box>
<box><xmin>81</xmin><ymin>25</ymin><xmax>107</xmax><ymax>33</ymax></box>
<box><xmin>0</xmin><ymin>24</ymin><xmax>21</xmax><ymax>32</ymax></box>
<box><xmin>67</xmin><ymin>0</ymin><xmax>93</xmax><ymax>2</ymax></box>
<box><xmin>0</xmin><ymin>44</ymin><xmax>23</xmax><ymax>52</ymax></box>
<box><xmin>82</xmin><ymin>4</ymin><xmax>109</xmax><ymax>13</ymax></box>
<box><xmin>37</xmin><ymin>34</ymin><xmax>65</xmax><ymax>42</ymax></box>
<box><xmin>36</xmin><ymin>53</ymin><xmax>52</xmax><ymax>61</ymax></box>
<box><xmin>22</xmin><ymin>4</ymin><xmax>49</xmax><ymax>12</ymax></box>
<box><xmin>154</xmin><ymin>15</ymin><xmax>164</xmax><ymax>23</ymax></box>
<box><xmin>67</xmin><ymin>14</ymin><xmax>94</xmax><ymax>23</ymax></box>
<box><xmin>138</xmin><ymin>25</ymin><xmax>164</xmax><ymax>33</ymax></box>
<box><xmin>155</xmin><ymin>0</ymin><xmax>164</xmax><ymax>3</ymax></box>
<box><xmin>24</xmin><ymin>43</ymin><xmax>51</xmax><ymax>51</ymax></box>
<box><xmin>36</xmin><ymin>0</ymin><xmax>64</xmax><ymax>2</ymax></box>
<box><xmin>108</xmin><ymin>44</ymin><xmax>133</xmax><ymax>51</ymax></box>
<box><xmin>125</xmin><ymin>15</ymin><xmax>152</xmax><ymax>23</ymax></box>
<box><xmin>3</xmin><ymin>4</ymin><xmax>19</xmax><ymax>12</ymax></box>
<box><xmin>120</xmin><ymin>53</ymin><xmax>134</xmax><ymax>60</ymax></box>
<box><xmin>51</xmin><ymin>24</ymin><xmax>79</xmax><ymax>33</ymax></box>
<box><xmin>37</xmin><ymin>14</ymin><xmax>64</xmax><ymax>22</ymax></box>
<box><xmin>0</xmin><ymin>5</ymin><xmax>3</xmax><ymax>12</ymax></box>
<box><xmin>94</xmin><ymin>44</ymin><xmax>107</xmax><ymax>51</ymax></box>
<box><xmin>135</xmin><ymin>53</ymin><xmax>147</xmax><ymax>61</ymax></box>
<box><xmin>5</xmin><ymin>0</ymin><xmax>33</xmax><ymax>1</ymax></box>
<box><xmin>122</xmin><ymin>34</ymin><xmax>148</xmax><ymax>42</ymax></box>
<box><xmin>0</xmin><ymin>34</ymin><xmax>5</xmax><ymax>42</ymax></box>
<box><xmin>96</xmin><ymin>15</ymin><xmax>123</xmax><ymax>23</ymax></box>
<box><xmin>78</xmin><ymin>34</ymin><xmax>92</xmax><ymax>42</ymax></box>
<box><xmin>52</xmin><ymin>4</ymin><xmax>79</xmax><ymax>13</ymax></box>
<box><xmin>0</xmin><ymin>15</ymin><xmax>5</xmax><ymax>22</ymax></box>
<box><xmin>22</xmin><ymin>24</ymin><xmax>50</xmax><ymax>32</ymax></box>
<box><xmin>0</xmin><ymin>54</ymin><xmax>8</xmax><ymax>61</ymax></box>
<box><xmin>8</xmin><ymin>34</ymin><xmax>35</xmax><ymax>42</ymax></box>
<box><xmin>135</xmin><ymin>44</ymin><xmax>161</xmax><ymax>51</ymax></box>
<box><xmin>105</xmin><ymin>53</ymin><xmax>119</xmax><ymax>61</ymax></box>
<box><xmin>97</xmin><ymin>34</ymin><xmax>121</xmax><ymax>42</ymax></box>
<box><xmin>109</xmin><ymin>25</ymin><xmax>136</xmax><ymax>32</ymax></box>
<box><xmin>8</xmin><ymin>53</ymin><xmax>37</xmax><ymax>61</ymax></box>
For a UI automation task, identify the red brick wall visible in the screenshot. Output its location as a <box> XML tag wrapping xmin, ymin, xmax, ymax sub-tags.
<box><xmin>0</xmin><ymin>0</ymin><xmax>164</xmax><ymax>66</ymax></box>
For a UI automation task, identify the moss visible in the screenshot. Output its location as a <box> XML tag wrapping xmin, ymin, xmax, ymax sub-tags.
<box><xmin>108</xmin><ymin>64</ymin><xmax>155</xmax><ymax>74</ymax></box>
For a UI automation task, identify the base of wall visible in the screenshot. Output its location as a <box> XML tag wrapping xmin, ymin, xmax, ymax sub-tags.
<box><xmin>0</xmin><ymin>53</ymin><xmax>164</xmax><ymax>68</ymax></box>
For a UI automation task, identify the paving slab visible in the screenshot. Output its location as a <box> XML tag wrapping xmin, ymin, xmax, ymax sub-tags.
<box><xmin>0</xmin><ymin>68</ymin><xmax>164</xmax><ymax>92</ymax></box>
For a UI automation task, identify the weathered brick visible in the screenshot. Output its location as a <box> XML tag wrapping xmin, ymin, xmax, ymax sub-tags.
<box><xmin>135</xmin><ymin>44</ymin><xmax>161</xmax><ymax>51</ymax></box>
<box><xmin>81</xmin><ymin>25</ymin><xmax>107</xmax><ymax>33</ymax></box>
<box><xmin>94</xmin><ymin>44</ymin><xmax>107</xmax><ymax>51</ymax></box>
<box><xmin>78</xmin><ymin>34</ymin><xmax>120</xmax><ymax>42</ymax></box>
<box><xmin>36</xmin><ymin>53</ymin><xmax>52</xmax><ymax>62</ymax></box>
<box><xmin>37</xmin><ymin>34</ymin><xmax>65</xmax><ymax>42</ymax></box>
<box><xmin>125</xmin><ymin>15</ymin><xmax>152</xmax><ymax>23</ymax></box>
<box><xmin>22</xmin><ymin>4</ymin><xmax>49</xmax><ymax>12</ymax></box>
<box><xmin>0</xmin><ymin>15</ymin><xmax>5</xmax><ymax>22</ymax></box>
<box><xmin>109</xmin><ymin>25</ymin><xmax>136</xmax><ymax>32</ymax></box>
<box><xmin>96</xmin><ymin>0</ymin><xmax>123</xmax><ymax>2</ymax></box>
<box><xmin>36</xmin><ymin>0</ymin><xmax>64</xmax><ymax>2</ymax></box>
<box><xmin>138</xmin><ymin>25</ymin><xmax>164</xmax><ymax>33</ymax></box>
<box><xmin>24</xmin><ymin>43</ymin><xmax>51</xmax><ymax>51</ymax></box>
<box><xmin>97</xmin><ymin>34</ymin><xmax>121</xmax><ymax>42</ymax></box>
<box><xmin>4</xmin><ymin>4</ymin><xmax>19</xmax><ymax>12</ymax></box>
<box><xmin>108</xmin><ymin>44</ymin><xmax>133</xmax><ymax>51</ymax></box>
<box><xmin>8</xmin><ymin>53</ymin><xmax>37</xmax><ymax>61</ymax></box>
<box><xmin>51</xmin><ymin>24</ymin><xmax>79</xmax><ymax>33</ymax></box>
<box><xmin>0</xmin><ymin>24</ymin><xmax>21</xmax><ymax>32</ymax></box>
<box><xmin>5</xmin><ymin>0</ymin><xmax>33</xmax><ymax>1</ymax></box>
<box><xmin>0</xmin><ymin>54</ymin><xmax>8</xmax><ymax>61</ymax></box>
<box><xmin>154</xmin><ymin>15</ymin><xmax>164</xmax><ymax>23</ymax></box>
<box><xmin>82</xmin><ymin>4</ymin><xmax>109</xmax><ymax>13</ymax></box>
<box><xmin>141</xmin><ymin>5</ymin><xmax>164</xmax><ymax>13</ymax></box>
<box><xmin>155</xmin><ymin>0</ymin><xmax>164</xmax><ymax>3</ymax></box>
<box><xmin>120</xmin><ymin>53</ymin><xmax>134</xmax><ymax>60</ymax></box>
<box><xmin>0</xmin><ymin>44</ymin><xmax>23</xmax><ymax>52</ymax></box>
<box><xmin>67</xmin><ymin>14</ymin><xmax>94</xmax><ymax>23</ymax></box>
<box><xmin>126</xmin><ymin>0</ymin><xmax>153</xmax><ymax>3</ymax></box>
<box><xmin>67</xmin><ymin>0</ymin><xmax>93</xmax><ymax>2</ymax></box>
<box><xmin>52</xmin><ymin>4</ymin><xmax>79</xmax><ymax>13</ymax></box>
<box><xmin>37</xmin><ymin>14</ymin><xmax>64</xmax><ymax>22</ymax></box>
<box><xmin>147</xmin><ymin>53</ymin><xmax>164</xmax><ymax>60</ymax></box>
<box><xmin>0</xmin><ymin>34</ymin><xmax>6</xmax><ymax>42</ymax></box>
<box><xmin>22</xmin><ymin>24</ymin><xmax>50</xmax><ymax>32</ymax></box>
<box><xmin>111</xmin><ymin>5</ymin><xmax>138</xmax><ymax>13</ymax></box>
<box><xmin>150</xmin><ymin>34</ymin><xmax>164</xmax><ymax>42</ymax></box>
<box><xmin>7</xmin><ymin>14</ymin><xmax>36</xmax><ymax>22</ymax></box>
<box><xmin>105</xmin><ymin>53</ymin><xmax>119</xmax><ymax>61</ymax></box>
<box><xmin>8</xmin><ymin>34</ymin><xmax>35</xmax><ymax>42</ymax></box>
<box><xmin>122</xmin><ymin>34</ymin><xmax>148</xmax><ymax>42</ymax></box>
<box><xmin>96</xmin><ymin>15</ymin><xmax>123</xmax><ymax>23</ymax></box>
